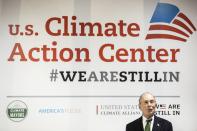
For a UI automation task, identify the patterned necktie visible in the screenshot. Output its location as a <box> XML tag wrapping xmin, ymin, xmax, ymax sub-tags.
<box><xmin>145</xmin><ymin>119</ymin><xmax>152</xmax><ymax>131</ymax></box>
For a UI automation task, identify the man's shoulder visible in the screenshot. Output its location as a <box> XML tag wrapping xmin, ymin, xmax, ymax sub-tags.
<box><xmin>126</xmin><ymin>117</ymin><xmax>142</xmax><ymax>129</ymax></box>
<box><xmin>155</xmin><ymin>115</ymin><xmax>172</xmax><ymax>124</ymax></box>
<box><xmin>127</xmin><ymin>118</ymin><xmax>140</xmax><ymax>124</ymax></box>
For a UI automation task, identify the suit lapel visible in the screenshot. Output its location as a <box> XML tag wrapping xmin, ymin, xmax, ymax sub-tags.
<box><xmin>139</xmin><ymin>117</ymin><xmax>144</xmax><ymax>131</ymax></box>
<box><xmin>153</xmin><ymin>116</ymin><xmax>161</xmax><ymax>131</ymax></box>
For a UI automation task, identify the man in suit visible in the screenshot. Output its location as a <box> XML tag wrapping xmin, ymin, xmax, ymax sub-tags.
<box><xmin>126</xmin><ymin>92</ymin><xmax>173</xmax><ymax>131</ymax></box>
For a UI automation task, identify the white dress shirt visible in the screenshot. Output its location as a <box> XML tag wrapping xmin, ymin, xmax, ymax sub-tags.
<box><xmin>142</xmin><ymin>115</ymin><xmax>154</xmax><ymax>131</ymax></box>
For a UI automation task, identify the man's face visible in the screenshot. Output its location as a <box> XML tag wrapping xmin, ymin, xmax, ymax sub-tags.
<box><xmin>139</xmin><ymin>93</ymin><xmax>156</xmax><ymax>119</ymax></box>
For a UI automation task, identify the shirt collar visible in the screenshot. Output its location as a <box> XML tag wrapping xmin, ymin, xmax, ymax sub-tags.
<box><xmin>142</xmin><ymin>115</ymin><xmax>154</xmax><ymax>130</ymax></box>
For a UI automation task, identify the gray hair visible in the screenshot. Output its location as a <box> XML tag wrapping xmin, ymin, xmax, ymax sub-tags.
<box><xmin>138</xmin><ymin>92</ymin><xmax>156</xmax><ymax>104</ymax></box>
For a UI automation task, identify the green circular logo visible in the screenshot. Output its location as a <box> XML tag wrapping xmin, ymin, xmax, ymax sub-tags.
<box><xmin>7</xmin><ymin>100</ymin><xmax>28</xmax><ymax>122</ymax></box>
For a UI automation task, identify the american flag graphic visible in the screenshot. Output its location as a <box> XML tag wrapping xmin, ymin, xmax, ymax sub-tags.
<box><xmin>159</xmin><ymin>104</ymin><xmax>166</xmax><ymax>109</ymax></box>
<box><xmin>146</xmin><ymin>3</ymin><xmax>196</xmax><ymax>42</ymax></box>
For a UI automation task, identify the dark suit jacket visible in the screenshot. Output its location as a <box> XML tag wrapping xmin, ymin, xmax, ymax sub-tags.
<box><xmin>126</xmin><ymin>115</ymin><xmax>173</xmax><ymax>131</ymax></box>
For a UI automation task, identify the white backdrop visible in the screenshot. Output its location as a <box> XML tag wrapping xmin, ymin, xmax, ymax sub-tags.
<box><xmin>0</xmin><ymin>0</ymin><xmax>197</xmax><ymax>131</ymax></box>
